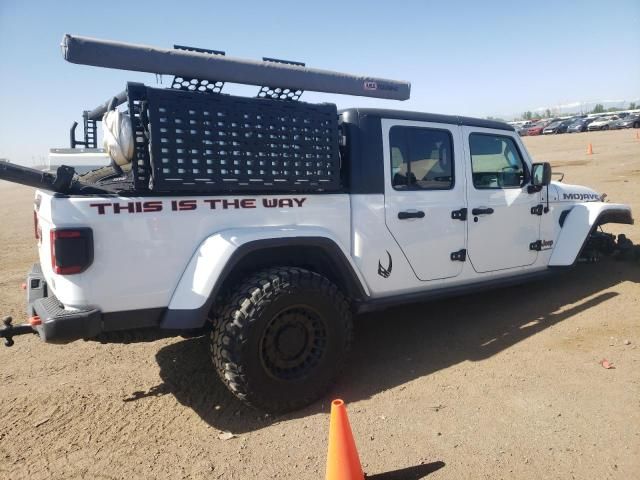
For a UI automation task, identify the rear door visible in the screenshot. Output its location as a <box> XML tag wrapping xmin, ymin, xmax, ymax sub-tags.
<box><xmin>382</xmin><ymin>119</ymin><xmax>467</xmax><ymax>281</ymax></box>
<box><xmin>462</xmin><ymin>127</ymin><xmax>541</xmax><ymax>272</ymax></box>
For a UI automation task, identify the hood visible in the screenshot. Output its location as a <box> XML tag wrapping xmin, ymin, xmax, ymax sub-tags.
<box><xmin>549</xmin><ymin>181</ymin><xmax>601</xmax><ymax>203</ymax></box>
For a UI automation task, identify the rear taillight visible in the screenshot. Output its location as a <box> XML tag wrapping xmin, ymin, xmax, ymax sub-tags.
<box><xmin>50</xmin><ymin>228</ymin><xmax>94</xmax><ymax>275</ymax></box>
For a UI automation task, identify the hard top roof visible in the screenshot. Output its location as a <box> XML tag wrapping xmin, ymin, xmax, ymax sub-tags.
<box><xmin>340</xmin><ymin>108</ymin><xmax>515</xmax><ymax>132</ymax></box>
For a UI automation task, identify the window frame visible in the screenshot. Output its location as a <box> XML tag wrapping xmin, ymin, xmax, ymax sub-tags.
<box><xmin>389</xmin><ymin>125</ymin><xmax>456</xmax><ymax>192</ymax></box>
<box><xmin>468</xmin><ymin>132</ymin><xmax>530</xmax><ymax>190</ymax></box>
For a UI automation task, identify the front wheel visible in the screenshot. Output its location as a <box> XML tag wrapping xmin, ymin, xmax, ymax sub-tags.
<box><xmin>210</xmin><ymin>267</ymin><xmax>353</xmax><ymax>413</ymax></box>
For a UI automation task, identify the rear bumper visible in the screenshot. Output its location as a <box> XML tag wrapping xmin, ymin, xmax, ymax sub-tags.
<box><xmin>27</xmin><ymin>264</ymin><xmax>102</xmax><ymax>343</ymax></box>
<box><xmin>33</xmin><ymin>296</ymin><xmax>102</xmax><ymax>343</ymax></box>
<box><xmin>25</xmin><ymin>264</ymin><xmax>167</xmax><ymax>344</ymax></box>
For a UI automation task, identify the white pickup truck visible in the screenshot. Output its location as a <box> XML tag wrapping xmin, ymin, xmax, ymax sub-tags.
<box><xmin>0</xmin><ymin>35</ymin><xmax>634</xmax><ymax>413</ymax></box>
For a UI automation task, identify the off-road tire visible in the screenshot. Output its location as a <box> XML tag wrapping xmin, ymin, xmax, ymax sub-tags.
<box><xmin>210</xmin><ymin>267</ymin><xmax>353</xmax><ymax>413</ymax></box>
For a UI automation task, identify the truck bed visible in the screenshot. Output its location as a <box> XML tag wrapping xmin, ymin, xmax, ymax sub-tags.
<box><xmin>35</xmin><ymin>190</ymin><xmax>351</xmax><ymax>313</ymax></box>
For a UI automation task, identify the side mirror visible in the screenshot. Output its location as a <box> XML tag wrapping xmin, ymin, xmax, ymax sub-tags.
<box><xmin>531</xmin><ymin>162</ymin><xmax>552</xmax><ymax>186</ymax></box>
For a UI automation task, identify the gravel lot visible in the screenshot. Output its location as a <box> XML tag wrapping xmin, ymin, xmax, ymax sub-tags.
<box><xmin>1</xmin><ymin>128</ymin><xmax>639</xmax><ymax>479</ymax></box>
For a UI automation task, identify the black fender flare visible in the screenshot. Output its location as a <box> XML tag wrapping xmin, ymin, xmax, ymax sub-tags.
<box><xmin>594</xmin><ymin>208</ymin><xmax>634</xmax><ymax>227</ymax></box>
<box><xmin>160</xmin><ymin>237</ymin><xmax>368</xmax><ymax>329</ymax></box>
<box><xmin>551</xmin><ymin>206</ymin><xmax>633</xmax><ymax>267</ymax></box>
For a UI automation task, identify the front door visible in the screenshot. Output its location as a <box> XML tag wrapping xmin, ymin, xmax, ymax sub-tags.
<box><xmin>383</xmin><ymin>120</ymin><xmax>467</xmax><ymax>281</ymax></box>
<box><xmin>462</xmin><ymin>127</ymin><xmax>541</xmax><ymax>273</ymax></box>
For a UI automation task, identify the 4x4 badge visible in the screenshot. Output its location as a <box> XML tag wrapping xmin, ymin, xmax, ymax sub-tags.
<box><xmin>378</xmin><ymin>251</ymin><xmax>392</xmax><ymax>278</ymax></box>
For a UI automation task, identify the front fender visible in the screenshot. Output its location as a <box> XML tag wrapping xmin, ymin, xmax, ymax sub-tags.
<box><xmin>549</xmin><ymin>202</ymin><xmax>633</xmax><ymax>267</ymax></box>
<box><xmin>160</xmin><ymin>227</ymin><xmax>368</xmax><ymax>329</ymax></box>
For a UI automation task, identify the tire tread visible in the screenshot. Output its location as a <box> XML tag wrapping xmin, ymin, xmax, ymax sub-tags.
<box><xmin>210</xmin><ymin>266</ymin><xmax>353</xmax><ymax>412</ymax></box>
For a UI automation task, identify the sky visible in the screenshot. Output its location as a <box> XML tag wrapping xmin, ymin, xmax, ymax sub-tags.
<box><xmin>0</xmin><ymin>0</ymin><xmax>638</xmax><ymax>165</ymax></box>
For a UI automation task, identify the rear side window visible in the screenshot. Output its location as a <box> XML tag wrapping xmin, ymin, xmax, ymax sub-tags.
<box><xmin>390</xmin><ymin>126</ymin><xmax>454</xmax><ymax>190</ymax></box>
<box><xmin>469</xmin><ymin>133</ymin><xmax>526</xmax><ymax>189</ymax></box>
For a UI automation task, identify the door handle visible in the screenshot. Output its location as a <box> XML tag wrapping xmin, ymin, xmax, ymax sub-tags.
<box><xmin>471</xmin><ymin>207</ymin><xmax>494</xmax><ymax>216</ymax></box>
<box><xmin>398</xmin><ymin>210</ymin><xmax>425</xmax><ymax>220</ymax></box>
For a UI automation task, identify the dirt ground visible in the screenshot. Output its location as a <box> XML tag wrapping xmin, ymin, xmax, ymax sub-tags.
<box><xmin>0</xmin><ymin>129</ymin><xmax>639</xmax><ymax>479</ymax></box>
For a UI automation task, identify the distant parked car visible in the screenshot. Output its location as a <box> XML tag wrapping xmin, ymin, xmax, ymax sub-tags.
<box><xmin>587</xmin><ymin>116</ymin><xmax>619</xmax><ymax>131</ymax></box>
<box><xmin>514</xmin><ymin>125</ymin><xmax>527</xmax><ymax>136</ymax></box>
<box><xmin>612</xmin><ymin>115</ymin><xmax>640</xmax><ymax>129</ymax></box>
<box><xmin>543</xmin><ymin>119</ymin><xmax>573</xmax><ymax>134</ymax></box>
<box><xmin>567</xmin><ymin>118</ymin><xmax>596</xmax><ymax>133</ymax></box>
<box><xmin>526</xmin><ymin>120</ymin><xmax>550</xmax><ymax>136</ymax></box>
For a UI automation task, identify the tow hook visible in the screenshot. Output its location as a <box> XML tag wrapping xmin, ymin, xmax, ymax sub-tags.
<box><xmin>0</xmin><ymin>316</ymin><xmax>36</xmax><ymax>347</ymax></box>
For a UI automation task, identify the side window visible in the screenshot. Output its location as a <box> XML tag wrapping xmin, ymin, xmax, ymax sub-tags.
<box><xmin>469</xmin><ymin>133</ymin><xmax>526</xmax><ymax>189</ymax></box>
<box><xmin>390</xmin><ymin>126</ymin><xmax>454</xmax><ymax>190</ymax></box>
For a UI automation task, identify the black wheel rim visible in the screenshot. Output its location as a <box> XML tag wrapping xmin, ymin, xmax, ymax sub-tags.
<box><xmin>260</xmin><ymin>305</ymin><xmax>327</xmax><ymax>381</ymax></box>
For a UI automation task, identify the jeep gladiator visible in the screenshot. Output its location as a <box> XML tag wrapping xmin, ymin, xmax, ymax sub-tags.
<box><xmin>0</xmin><ymin>35</ymin><xmax>633</xmax><ymax>412</ymax></box>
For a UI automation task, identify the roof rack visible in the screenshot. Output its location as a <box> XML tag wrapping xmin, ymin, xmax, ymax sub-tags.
<box><xmin>62</xmin><ymin>34</ymin><xmax>411</xmax><ymax>101</ymax></box>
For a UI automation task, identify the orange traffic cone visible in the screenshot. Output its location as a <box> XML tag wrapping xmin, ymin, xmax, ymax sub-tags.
<box><xmin>325</xmin><ymin>399</ymin><xmax>364</xmax><ymax>480</ymax></box>
<box><xmin>587</xmin><ymin>143</ymin><xmax>593</xmax><ymax>155</ymax></box>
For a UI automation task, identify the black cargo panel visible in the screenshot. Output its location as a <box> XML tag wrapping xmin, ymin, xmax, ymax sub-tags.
<box><xmin>127</xmin><ymin>83</ymin><xmax>340</xmax><ymax>193</ymax></box>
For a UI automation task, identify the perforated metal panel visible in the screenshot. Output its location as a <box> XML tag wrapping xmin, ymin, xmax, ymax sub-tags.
<box><xmin>257</xmin><ymin>86</ymin><xmax>304</xmax><ymax>101</ymax></box>
<box><xmin>82</xmin><ymin>113</ymin><xmax>97</xmax><ymax>148</ymax></box>
<box><xmin>128</xmin><ymin>83</ymin><xmax>341</xmax><ymax>193</ymax></box>
<box><xmin>170</xmin><ymin>45</ymin><xmax>225</xmax><ymax>94</ymax></box>
<box><xmin>258</xmin><ymin>57</ymin><xmax>305</xmax><ymax>100</ymax></box>
<box><xmin>171</xmin><ymin>77</ymin><xmax>225</xmax><ymax>94</ymax></box>
<box><xmin>127</xmin><ymin>83</ymin><xmax>153</xmax><ymax>190</ymax></box>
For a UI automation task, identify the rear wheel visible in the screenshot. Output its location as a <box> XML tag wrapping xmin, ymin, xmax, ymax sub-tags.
<box><xmin>210</xmin><ymin>267</ymin><xmax>353</xmax><ymax>413</ymax></box>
